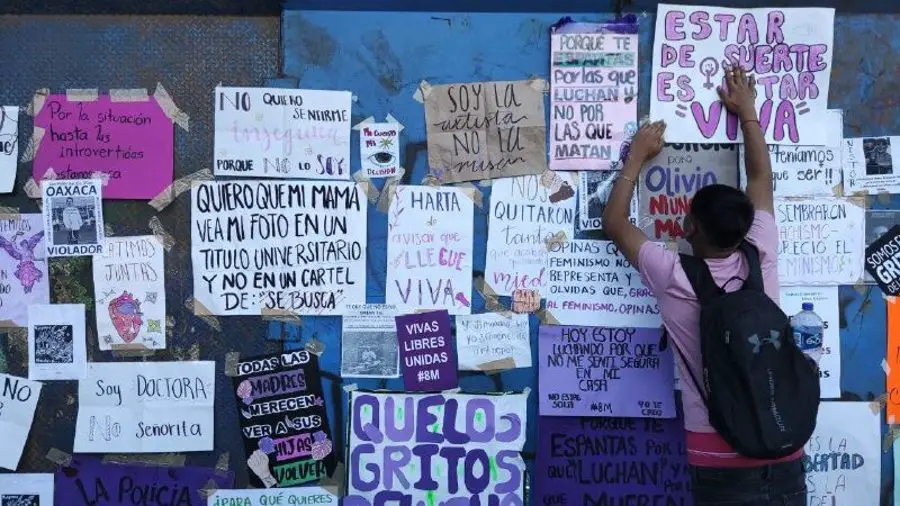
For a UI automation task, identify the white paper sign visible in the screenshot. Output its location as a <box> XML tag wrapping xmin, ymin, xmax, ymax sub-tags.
<box><xmin>191</xmin><ymin>181</ymin><xmax>367</xmax><ymax>316</ymax></box>
<box><xmin>0</xmin><ymin>106</ymin><xmax>19</xmax><ymax>193</ymax></box>
<box><xmin>360</xmin><ymin>122</ymin><xmax>401</xmax><ymax>178</ymax></box>
<box><xmin>775</xmin><ymin>197</ymin><xmax>865</xmax><ymax>285</ymax></box>
<box><xmin>0</xmin><ymin>373</ymin><xmax>42</xmax><ymax>471</ymax></box>
<box><xmin>93</xmin><ymin>235</ymin><xmax>166</xmax><ymax>350</ymax></box>
<box><xmin>0</xmin><ymin>473</ymin><xmax>53</xmax><ymax>503</ymax></box>
<box><xmin>579</xmin><ymin>170</ymin><xmax>637</xmax><ymax>231</ymax></box>
<box><xmin>214</xmin><ymin>86</ymin><xmax>351</xmax><ymax>179</ymax></box>
<box><xmin>0</xmin><ymin>214</ymin><xmax>49</xmax><ymax>326</ymax></box>
<box><xmin>27</xmin><ymin>303</ymin><xmax>86</xmax><ymax>381</ymax></box>
<box><xmin>740</xmin><ymin>109</ymin><xmax>843</xmax><ymax>197</ymax></box>
<box><xmin>546</xmin><ymin>239</ymin><xmax>661</xmax><ymax>327</ymax></box>
<box><xmin>485</xmin><ymin>175</ymin><xmax>576</xmax><ymax>296</ymax></box>
<box><xmin>804</xmin><ymin>402</ymin><xmax>880</xmax><ymax>506</ymax></box>
<box><xmin>74</xmin><ymin>361</ymin><xmax>215</xmax><ymax>453</ymax></box>
<box><xmin>651</xmin><ymin>4</ymin><xmax>835</xmax><ymax>145</ymax></box>
<box><xmin>455</xmin><ymin>313</ymin><xmax>531</xmax><ymax>371</ymax></box>
<box><xmin>40</xmin><ymin>179</ymin><xmax>105</xmax><ymax>257</ymax></box>
<box><xmin>341</xmin><ymin>303</ymin><xmax>400</xmax><ymax>378</ymax></box>
<box><xmin>779</xmin><ymin>286</ymin><xmax>840</xmax><ymax>398</ymax></box>
<box><xmin>843</xmin><ymin>136</ymin><xmax>900</xmax><ymax>195</ymax></box>
<box><xmin>386</xmin><ymin>186</ymin><xmax>474</xmax><ymax>315</ymax></box>
<box><xmin>208</xmin><ymin>487</ymin><xmax>338</xmax><ymax>506</ymax></box>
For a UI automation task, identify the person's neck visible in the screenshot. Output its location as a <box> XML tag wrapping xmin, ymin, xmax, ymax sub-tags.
<box><xmin>693</xmin><ymin>245</ymin><xmax>736</xmax><ymax>259</ymax></box>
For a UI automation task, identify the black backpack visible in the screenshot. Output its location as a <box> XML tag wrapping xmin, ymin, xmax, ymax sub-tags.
<box><xmin>674</xmin><ymin>241</ymin><xmax>820</xmax><ymax>459</ymax></box>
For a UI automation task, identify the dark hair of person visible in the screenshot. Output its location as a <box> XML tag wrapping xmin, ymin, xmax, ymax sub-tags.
<box><xmin>690</xmin><ymin>184</ymin><xmax>755</xmax><ymax>249</ymax></box>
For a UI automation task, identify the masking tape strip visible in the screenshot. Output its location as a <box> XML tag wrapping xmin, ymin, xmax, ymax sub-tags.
<box><xmin>65</xmin><ymin>88</ymin><xmax>99</xmax><ymax>102</ymax></box>
<box><xmin>421</xmin><ymin>173</ymin><xmax>442</xmax><ymax>187</ymax></box>
<box><xmin>22</xmin><ymin>178</ymin><xmax>41</xmax><ymax>199</ymax></box>
<box><xmin>352</xmin><ymin>116</ymin><xmax>375</xmax><ymax>130</ymax></box>
<box><xmin>214</xmin><ymin>452</ymin><xmax>230</xmax><ymax>475</ymax></box>
<box><xmin>884</xmin><ymin>425</ymin><xmax>900</xmax><ymax>452</ymax></box>
<box><xmin>152</xmin><ymin>82</ymin><xmax>190</xmax><ymax>131</ymax></box>
<box><xmin>384</xmin><ymin>113</ymin><xmax>405</xmax><ymax>132</ymax></box>
<box><xmin>110</xmin><ymin>88</ymin><xmax>150</xmax><ymax>102</ymax></box>
<box><xmin>522</xmin><ymin>386</ymin><xmax>532</xmax><ymax>399</ymax></box>
<box><xmin>46</xmin><ymin>448</ymin><xmax>73</xmax><ymax>467</ymax></box>
<box><xmin>0</xmin><ymin>319</ymin><xmax>20</xmax><ymax>328</ymax></box>
<box><xmin>102</xmin><ymin>453</ymin><xmax>186</xmax><ymax>467</ymax></box>
<box><xmin>527</xmin><ymin>76</ymin><xmax>550</xmax><ymax>93</ymax></box>
<box><xmin>0</xmin><ymin>207</ymin><xmax>19</xmax><ymax>215</ymax></box>
<box><xmin>19</xmin><ymin>126</ymin><xmax>45</xmax><ymax>163</ymax></box>
<box><xmin>352</xmin><ymin>176</ymin><xmax>380</xmax><ymax>205</ymax></box>
<box><xmin>412</xmin><ymin>80</ymin><xmax>433</xmax><ymax>104</ymax></box>
<box><xmin>456</xmin><ymin>182</ymin><xmax>484</xmax><ymax>207</ymax></box>
<box><xmin>474</xmin><ymin>276</ymin><xmax>512</xmax><ymax>314</ymax></box>
<box><xmin>148</xmin><ymin>168</ymin><xmax>213</xmax><ymax>211</ymax></box>
<box><xmin>831</xmin><ymin>183</ymin><xmax>844</xmax><ymax>197</ymax></box>
<box><xmin>869</xmin><ymin>393</ymin><xmax>886</xmax><ymax>414</ymax></box>
<box><xmin>185</xmin><ymin>296</ymin><xmax>221</xmax><ymax>331</ymax></box>
<box><xmin>536</xmin><ymin>308</ymin><xmax>561</xmax><ymax>325</ymax></box>
<box><xmin>544</xmin><ymin>230</ymin><xmax>568</xmax><ymax>252</ymax></box>
<box><xmin>172</xmin><ymin>343</ymin><xmax>201</xmax><ymax>361</ymax></box>
<box><xmin>443</xmin><ymin>387</ymin><xmax>462</xmax><ymax>394</ymax></box>
<box><xmin>343</xmin><ymin>383</ymin><xmax>358</xmax><ymax>392</ymax></box>
<box><xmin>882</xmin><ymin>358</ymin><xmax>891</xmax><ymax>376</ymax></box>
<box><xmin>224</xmin><ymin>352</ymin><xmax>241</xmax><ymax>377</ymax></box>
<box><xmin>261</xmin><ymin>307</ymin><xmax>303</xmax><ymax>325</ymax></box>
<box><xmin>478</xmin><ymin>179</ymin><xmax>493</xmax><ymax>187</ymax></box>
<box><xmin>376</xmin><ymin>178</ymin><xmax>400</xmax><ymax>213</ymax></box>
<box><xmin>104</xmin><ymin>223</ymin><xmax>115</xmax><ymax>237</ymax></box>
<box><xmin>148</xmin><ymin>216</ymin><xmax>175</xmax><ymax>251</ymax></box>
<box><xmin>110</xmin><ymin>343</ymin><xmax>156</xmax><ymax>359</ymax></box>
<box><xmin>478</xmin><ymin>357</ymin><xmax>517</xmax><ymax>374</ymax></box>
<box><xmin>26</xmin><ymin>88</ymin><xmax>50</xmax><ymax>117</ymax></box>
<box><xmin>90</xmin><ymin>171</ymin><xmax>112</xmax><ymax>187</ymax></box>
<box><xmin>305</xmin><ymin>337</ymin><xmax>325</xmax><ymax>356</ymax></box>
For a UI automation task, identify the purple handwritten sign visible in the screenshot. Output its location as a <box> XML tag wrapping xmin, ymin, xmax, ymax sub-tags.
<box><xmin>55</xmin><ymin>456</ymin><xmax>234</xmax><ymax>506</ymax></box>
<box><xmin>34</xmin><ymin>95</ymin><xmax>174</xmax><ymax>199</ymax></box>
<box><xmin>539</xmin><ymin>325</ymin><xmax>676</xmax><ymax>417</ymax></box>
<box><xmin>535</xmin><ymin>417</ymin><xmax>693</xmax><ymax>506</ymax></box>
<box><xmin>395</xmin><ymin>310</ymin><xmax>457</xmax><ymax>391</ymax></box>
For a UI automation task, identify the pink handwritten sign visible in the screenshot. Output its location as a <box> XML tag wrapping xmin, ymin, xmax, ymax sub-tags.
<box><xmin>33</xmin><ymin>95</ymin><xmax>174</xmax><ymax>199</ymax></box>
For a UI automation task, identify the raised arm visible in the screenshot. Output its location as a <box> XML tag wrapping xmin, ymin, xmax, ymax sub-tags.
<box><xmin>718</xmin><ymin>64</ymin><xmax>773</xmax><ymax>214</ymax></box>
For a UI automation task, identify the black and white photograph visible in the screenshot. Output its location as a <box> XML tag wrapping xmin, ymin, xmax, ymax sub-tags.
<box><xmin>863</xmin><ymin>137</ymin><xmax>894</xmax><ymax>176</ymax></box>
<box><xmin>27</xmin><ymin>303</ymin><xmax>87</xmax><ymax>380</ymax></box>
<box><xmin>33</xmin><ymin>325</ymin><xmax>73</xmax><ymax>364</ymax></box>
<box><xmin>2</xmin><ymin>495</ymin><xmax>41</xmax><ymax>506</ymax></box>
<box><xmin>578</xmin><ymin>171</ymin><xmax>637</xmax><ymax>231</ymax></box>
<box><xmin>40</xmin><ymin>179</ymin><xmax>105</xmax><ymax>257</ymax></box>
<box><xmin>341</xmin><ymin>303</ymin><xmax>400</xmax><ymax>378</ymax></box>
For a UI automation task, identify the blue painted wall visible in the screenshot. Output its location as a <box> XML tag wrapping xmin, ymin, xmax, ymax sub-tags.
<box><xmin>277</xmin><ymin>7</ymin><xmax>900</xmax><ymax>504</ymax></box>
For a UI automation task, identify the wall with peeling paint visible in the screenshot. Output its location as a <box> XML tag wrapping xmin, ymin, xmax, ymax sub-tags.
<box><xmin>278</xmin><ymin>8</ymin><xmax>900</xmax><ymax>504</ymax></box>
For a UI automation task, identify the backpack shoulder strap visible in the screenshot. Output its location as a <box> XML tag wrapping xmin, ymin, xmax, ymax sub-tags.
<box><xmin>737</xmin><ymin>242</ymin><xmax>765</xmax><ymax>293</ymax></box>
<box><xmin>679</xmin><ymin>254</ymin><xmax>724</xmax><ymax>305</ymax></box>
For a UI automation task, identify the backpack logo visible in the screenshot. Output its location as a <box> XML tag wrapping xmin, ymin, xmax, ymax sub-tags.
<box><xmin>748</xmin><ymin>330</ymin><xmax>782</xmax><ymax>354</ymax></box>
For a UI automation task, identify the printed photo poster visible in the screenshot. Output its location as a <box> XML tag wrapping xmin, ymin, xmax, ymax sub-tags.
<box><xmin>535</xmin><ymin>417</ymin><xmax>691</xmax><ymax>506</ymax></box>
<box><xmin>775</xmin><ymin>197</ymin><xmax>865</xmax><ymax>285</ymax></box>
<box><xmin>651</xmin><ymin>5</ymin><xmax>836</xmax><ymax>145</ymax></box>
<box><xmin>843</xmin><ymin>136</ymin><xmax>900</xmax><ymax>195</ymax></box>
<box><xmin>56</xmin><ymin>456</ymin><xmax>234</xmax><ymax>506</ymax></box>
<box><xmin>40</xmin><ymin>179</ymin><xmax>105</xmax><ymax>257</ymax></box>
<box><xmin>638</xmin><ymin>144</ymin><xmax>738</xmax><ymax>241</ymax></box>
<box><xmin>0</xmin><ymin>474</ymin><xmax>53</xmax><ymax>505</ymax></box>
<box><xmin>341</xmin><ymin>303</ymin><xmax>400</xmax><ymax>379</ymax></box>
<box><xmin>208</xmin><ymin>488</ymin><xmax>337</xmax><ymax>506</ymax></box>
<box><xmin>550</xmin><ymin>22</ymin><xmax>638</xmax><ymax>171</ymax></box>
<box><xmin>386</xmin><ymin>186</ymin><xmax>474</xmax><ymax>315</ymax></box>
<box><xmin>803</xmin><ymin>402</ymin><xmax>880</xmax><ymax>506</ymax></box>
<box><xmin>456</xmin><ymin>313</ymin><xmax>531</xmax><ymax>371</ymax></box>
<box><xmin>0</xmin><ymin>106</ymin><xmax>19</xmax><ymax>193</ymax></box>
<box><xmin>0</xmin><ymin>373</ymin><xmax>42</xmax><ymax>471</ymax></box>
<box><xmin>27</xmin><ymin>304</ymin><xmax>86</xmax><ymax>381</ymax></box>
<box><xmin>865</xmin><ymin>210</ymin><xmax>900</xmax><ymax>284</ymax></box>
<box><xmin>424</xmin><ymin>80</ymin><xmax>548</xmax><ymax>183</ymax></box>
<box><xmin>0</xmin><ymin>214</ymin><xmax>49</xmax><ymax>326</ymax></box>
<box><xmin>214</xmin><ymin>87</ymin><xmax>352</xmax><ymax>180</ymax></box>
<box><xmin>545</xmin><ymin>240</ymin><xmax>661</xmax><ymax>327</ymax></box>
<box><xmin>739</xmin><ymin>109</ymin><xmax>844</xmax><ymax>197</ymax></box>
<box><xmin>578</xmin><ymin>170</ymin><xmax>637</xmax><ymax>231</ymax></box>
<box><xmin>539</xmin><ymin>325</ymin><xmax>675</xmax><ymax>417</ymax></box>
<box><xmin>346</xmin><ymin>391</ymin><xmax>528</xmax><ymax>506</ymax></box>
<box><xmin>359</xmin><ymin>122</ymin><xmax>401</xmax><ymax>178</ymax></box>
<box><xmin>233</xmin><ymin>351</ymin><xmax>335</xmax><ymax>488</ymax></box>
<box><xmin>779</xmin><ymin>286</ymin><xmax>841</xmax><ymax>398</ymax></box>
<box><xmin>92</xmin><ymin>235</ymin><xmax>166</xmax><ymax>350</ymax></box>
<box><xmin>865</xmin><ymin>225</ymin><xmax>900</xmax><ymax>297</ymax></box>
<box><xmin>33</xmin><ymin>94</ymin><xmax>174</xmax><ymax>199</ymax></box>
<box><xmin>191</xmin><ymin>181</ymin><xmax>367</xmax><ymax>316</ymax></box>
<box><xmin>395</xmin><ymin>310</ymin><xmax>457</xmax><ymax>391</ymax></box>
<box><xmin>74</xmin><ymin>361</ymin><xmax>215</xmax><ymax>453</ymax></box>
<box><xmin>485</xmin><ymin>174</ymin><xmax>576</xmax><ymax>296</ymax></box>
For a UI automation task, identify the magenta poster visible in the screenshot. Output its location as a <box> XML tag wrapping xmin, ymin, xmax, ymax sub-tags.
<box><xmin>33</xmin><ymin>94</ymin><xmax>174</xmax><ymax>200</ymax></box>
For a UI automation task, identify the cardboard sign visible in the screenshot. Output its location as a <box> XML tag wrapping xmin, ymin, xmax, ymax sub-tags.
<box><xmin>0</xmin><ymin>214</ymin><xmax>49</xmax><ymax>326</ymax></box>
<box><xmin>208</xmin><ymin>488</ymin><xmax>337</xmax><ymax>506</ymax></box>
<box><xmin>651</xmin><ymin>4</ymin><xmax>835</xmax><ymax>145</ymax></box>
<box><xmin>214</xmin><ymin>87</ymin><xmax>351</xmax><ymax>180</ymax></box>
<box><xmin>0</xmin><ymin>373</ymin><xmax>42</xmax><ymax>471</ymax></box>
<box><xmin>395</xmin><ymin>310</ymin><xmax>457</xmax><ymax>391</ymax></box>
<box><xmin>843</xmin><ymin>136</ymin><xmax>900</xmax><ymax>195</ymax></box>
<box><xmin>864</xmin><ymin>225</ymin><xmax>900</xmax><ymax>296</ymax></box>
<box><xmin>0</xmin><ymin>106</ymin><xmax>19</xmax><ymax>193</ymax></box>
<box><xmin>360</xmin><ymin>122</ymin><xmax>401</xmax><ymax>178</ymax></box>
<box><xmin>41</xmin><ymin>179</ymin><xmax>105</xmax><ymax>257</ymax></box>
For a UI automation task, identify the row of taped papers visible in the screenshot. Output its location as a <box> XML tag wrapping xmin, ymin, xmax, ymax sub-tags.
<box><xmin>0</xmin><ymin>474</ymin><xmax>53</xmax><ymax>504</ymax></box>
<box><xmin>534</xmin><ymin>417</ymin><xmax>692</xmax><ymax>505</ymax></box>
<box><xmin>804</xmin><ymin>402</ymin><xmax>880</xmax><ymax>506</ymax></box>
<box><xmin>386</xmin><ymin>185</ymin><xmax>474</xmax><ymax>315</ymax></box>
<box><xmin>0</xmin><ymin>373</ymin><xmax>41</xmax><ymax>470</ymax></box>
<box><xmin>346</xmin><ymin>391</ymin><xmax>529</xmax><ymax>506</ymax></box>
<box><xmin>33</xmin><ymin>93</ymin><xmax>174</xmax><ymax>199</ymax></box>
<box><xmin>191</xmin><ymin>181</ymin><xmax>367</xmax><ymax>316</ymax></box>
<box><xmin>340</xmin><ymin>303</ymin><xmax>400</xmax><ymax>379</ymax></box>
<box><xmin>887</xmin><ymin>296</ymin><xmax>900</xmax><ymax>422</ymax></box>
<box><xmin>485</xmin><ymin>174</ymin><xmax>576</xmax><ymax>297</ymax></box>
<box><xmin>578</xmin><ymin>170</ymin><xmax>638</xmax><ymax>231</ymax></box>
<box><xmin>57</xmin><ymin>456</ymin><xmax>235</xmax><ymax>506</ymax></box>
<box><xmin>456</xmin><ymin>313</ymin><xmax>531</xmax><ymax>371</ymax></box>
<box><xmin>865</xmin><ymin>210</ymin><xmax>900</xmax><ymax>284</ymax></box>
<box><xmin>779</xmin><ymin>286</ymin><xmax>841</xmax><ymax>398</ymax></box>
<box><xmin>28</xmin><ymin>303</ymin><xmax>87</xmax><ymax>381</ymax></box>
<box><xmin>213</xmin><ymin>87</ymin><xmax>352</xmax><ymax>180</ymax></box>
<box><xmin>739</xmin><ymin>109</ymin><xmax>843</xmax><ymax>197</ymax></box>
<box><xmin>651</xmin><ymin>4</ymin><xmax>836</xmax><ymax>145</ymax></box>
<box><xmin>396</xmin><ymin>310</ymin><xmax>458</xmax><ymax>391</ymax></box>
<box><xmin>208</xmin><ymin>487</ymin><xmax>338</xmax><ymax>506</ymax></box>
<box><xmin>774</xmin><ymin>197</ymin><xmax>865</xmax><ymax>285</ymax></box>
<box><xmin>549</xmin><ymin>21</ymin><xmax>639</xmax><ymax>171</ymax></box>
<box><xmin>233</xmin><ymin>350</ymin><xmax>335</xmax><ymax>488</ymax></box>
<box><xmin>0</xmin><ymin>214</ymin><xmax>49</xmax><ymax>326</ymax></box>
<box><xmin>0</xmin><ymin>106</ymin><xmax>18</xmax><ymax>193</ymax></box>
<box><xmin>40</xmin><ymin>178</ymin><xmax>106</xmax><ymax>258</ymax></box>
<box><xmin>538</xmin><ymin>326</ymin><xmax>676</xmax><ymax>418</ymax></box>
<box><xmin>92</xmin><ymin>235</ymin><xmax>166</xmax><ymax>350</ymax></box>
<box><xmin>843</xmin><ymin>136</ymin><xmax>900</xmax><ymax>195</ymax></box>
<box><xmin>637</xmin><ymin>143</ymin><xmax>738</xmax><ymax>242</ymax></box>
<box><xmin>73</xmin><ymin>361</ymin><xmax>215</xmax><ymax>453</ymax></box>
<box><xmin>359</xmin><ymin>122</ymin><xmax>401</xmax><ymax>178</ymax></box>
<box><xmin>424</xmin><ymin>80</ymin><xmax>548</xmax><ymax>183</ymax></box>
<box><xmin>545</xmin><ymin>239</ymin><xmax>662</xmax><ymax>328</ymax></box>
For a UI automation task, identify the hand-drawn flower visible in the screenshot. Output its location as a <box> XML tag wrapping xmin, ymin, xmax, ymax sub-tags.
<box><xmin>258</xmin><ymin>436</ymin><xmax>276</xmax><ymax>454</ymax></box>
